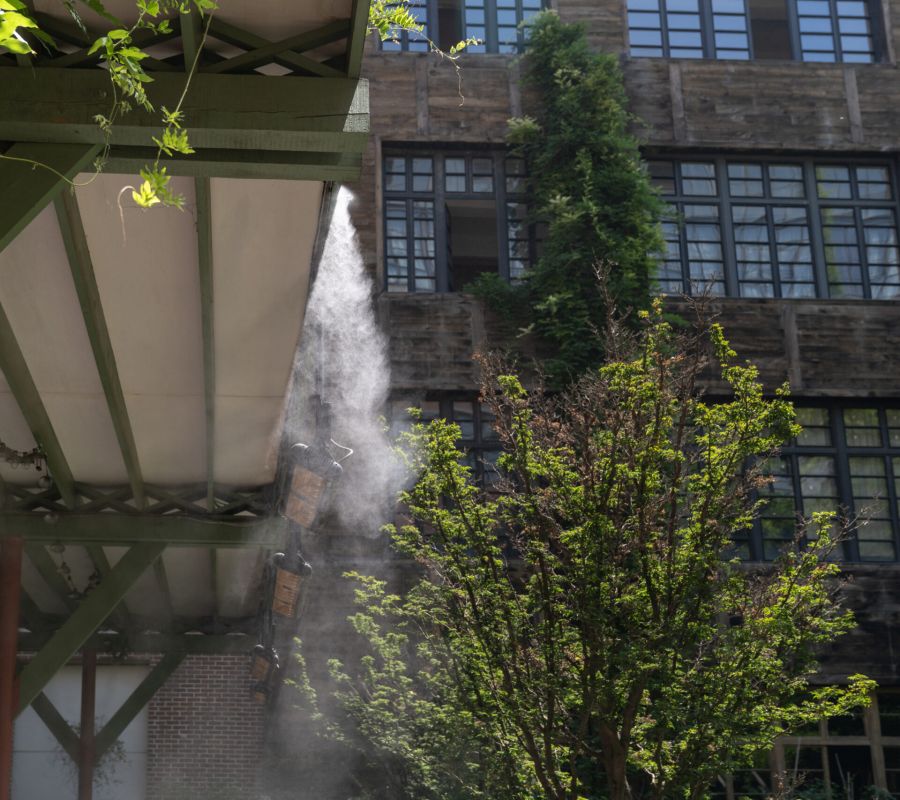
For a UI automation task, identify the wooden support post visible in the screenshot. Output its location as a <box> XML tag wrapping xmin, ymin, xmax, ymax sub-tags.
<box><xmin>17</xmin><ymin>543</ymin><xmax>165</xmax><ymax>715</ymax></box>
<box><xmin>94</xmin><ymin>652</ymin><xmax>185</xmax><ymax>758</ymax></box>
<box><xmin>0</xmin><ymin>537</ymin><xmax>22</xmax><ymax>800</ymax></box>
<box><xmin>78</xmin><ymin>649</ymin><xmax>96</xmax><ymax>800</ymax></box>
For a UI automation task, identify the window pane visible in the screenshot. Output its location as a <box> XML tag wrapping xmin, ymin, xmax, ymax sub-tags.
<box><xmin>760</xmin><ymin>456</ymin><xmax>797</xmax><ymax>559</ymax></box>
<box><xmin>681</xmin><ymin>162</ymin><xmax>717</xmax><ymax>195</ymax></box>
<box><xmin>729</xmin><ymin>163</ymin><xmax>765</xmax><ymax>196</ymax></box>
<box><xmin>880</xmin><ymin>694</ymin><xmax>900</xmax><ymax>736</ymax></box>
<box><xmin>629</xmin><ymin>10</ymin><xmax>662</xmax><ymax>25</ymax></box>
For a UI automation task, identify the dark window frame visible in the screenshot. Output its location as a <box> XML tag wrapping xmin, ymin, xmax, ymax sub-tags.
<box><xmin>626</xmin><ymin>0</ymin><xmax>884</xmax><ymax>62</ymax></box>
<box><xmin>742</xmin><ymin>401</ymin><xmax>900</xmax><ymax>563</ymax></box>
<box><xmin>380</xmin><ymin>0</ymin><xmax>544</xmax><ymax>54</ymax></box>
<box><xmin>714</xmin><ymin>691</ymin><xmax>900</xmax><ymax>799</ymax></box>
<box><xmin>388</xmin><ymin>394</ymin><xmax>503</xmax><ymax>486</ymax></box>
<box><xmin>382</xmin><ymin>146</ymin><xmax>536</xmax><ymax>293</ymax></box>
<box><xmin>649</xmin><ymin>154</ymin><xmax>900</xmax><ymax>300</ymax></box>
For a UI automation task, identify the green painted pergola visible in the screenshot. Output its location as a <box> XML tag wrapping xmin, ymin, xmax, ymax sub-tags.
<box><xmin>0</xmin><ymin>0</ymin><xmax>370</xmax><ymax>788</ymax></box>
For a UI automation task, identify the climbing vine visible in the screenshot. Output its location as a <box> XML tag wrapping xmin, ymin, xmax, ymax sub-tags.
<box><xmin>470</xmin><ymin>11</ymin><xmax>664</xmax><ymax>384</ymax></box>
<box><xmin>0</xmin><ymin>0</ymin><xmax>452</xmax><ymax>209</ymax></box>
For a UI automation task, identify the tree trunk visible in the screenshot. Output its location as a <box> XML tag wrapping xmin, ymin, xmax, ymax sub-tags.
<box><xmin>598</xmin><ymin>727</ymin><xmax>630</xmax><ymax>800</ymax></box>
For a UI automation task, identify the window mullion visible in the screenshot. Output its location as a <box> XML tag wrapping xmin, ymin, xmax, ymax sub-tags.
<box><xmin>878</xmin><ymin>409</ymin><xmax>900</xmax><ymax>565</ymax></box>
<box><xmin>743</xmin><ymin>0</ymin><xmax>754</xmax><ymax>58</ymax></box>
<box><xmin>405</xmin><ymin>157</ymin><xmax>416</xmax><ymax>293</ymax></box>
<box><xmin>677</xmin><ymin>200</ymin><xmax>692</xmax><ymax>295</ymax></box>
<box><xmin>804</xmin><ymin>160</ymin><xmax>831</xmax><ymax>298</ymax></box>
<box><xmin>787</xmin><ymin>0</ymin><xmax>804</xmax><ymax>60</ymax></box>
<box><xmin>700</xmin><ymin>0</ymin><xmax>715</xmax><ymax>58</ymax></box>
<box><xmin>832</xmin><ymin>406</ymin><xmax>862</xmax><ymax>561</ymax></box>
<box><xmin>435</xmin><ymin>155</ymin><xmax>450</xmax><ymax>293</ymax></box>
<box><xmin>855</xmin><ymin>205</ymin><xmax>873</xmax><ymax>299</ymax></box>
<box><xmin>494</xmin><ymin>152</ymin><xmax>511</xmax><ymax>282</ymax></box>
<box><xmin>517</xmin><ymin>0</ymin><xmax>524</xmax><ymax>51</ymax></box>
<box><xmin>766</xmin><ymin>205</ymin><xmax>784</xmax><ymax>298</ymax></box>
<box><xmin>849</xmin><ymin>169</ymin><xmax>874</xmax><ymax>299</ymax></box>
<box><xmin>760</xmin><ymin>164</ymin><xmax>783</xmax><ymax>297</ymax></box>
<box><xmin>787</xmin><ymin>452</ymin><xmax>805</xmax><ymax>550</ymax></box>
<box><xmin>661</xmin><ymin>0</ymin><xmax>673</xmax><ymax>57</ymax></box>
<box><xmin>428</xmin><ymin>0</ymin><xmax>439</xmax><ymax>48</ymax></box>
<box><xmin>718</xmin><ymin>157</ymin><xmax>740</xmax><ymax>297</ymax></box>
<box><xmin>485</xmin><ymin>0</ymin><xmax>499</xmax><ymax>52</ymax></box>
<box><xmin>830</xmin><ymin>0</ymin><xmax>843</xmax><ymax>60</ymax></box>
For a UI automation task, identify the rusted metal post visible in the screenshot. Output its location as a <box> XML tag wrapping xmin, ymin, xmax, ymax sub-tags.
<box><xmin>78</xmin><ymin>648</ymin><xmax>96</xmax><ymax>800</ymax></box>
<box><xmin>0</xmin><ymin>537</ymin><xmax>22</xmax><ymax>800</ymax></box>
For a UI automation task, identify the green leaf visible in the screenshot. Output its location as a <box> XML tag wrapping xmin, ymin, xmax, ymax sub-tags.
<box><xmin>0</xmin><ymin>33</ymin><xmax>33</xmax><ymax>54</ymax></box>
<box><xmin>132</xmin><ymin>180</ymin><xmax>161</xmax><ymax>208</ymax></box>
<box><xmin>87</xmin><ymin>36</ymin><xmax>107</xmax><ymax>55</ymax></box>
<box><xmin>137</xmin><ymin>0</ymin><xmax>161</xmax><ymax>15</ymax></box>
<box><xmin>118</xmin><ymin>46</ymin><xmax>148</xmax><ymax>59</ymax></box>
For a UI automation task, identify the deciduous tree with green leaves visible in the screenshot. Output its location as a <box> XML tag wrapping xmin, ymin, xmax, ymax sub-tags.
<box><xmin>295</xmin><ymin>305</ymin><xmax>873</xmax><ymax>800</ymax></box>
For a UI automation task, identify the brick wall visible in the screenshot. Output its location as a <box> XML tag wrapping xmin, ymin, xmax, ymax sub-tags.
<box><xmin>146</xmin><ymin>654</ymin><xmax>265</xmax><ymax>800</ymax></box>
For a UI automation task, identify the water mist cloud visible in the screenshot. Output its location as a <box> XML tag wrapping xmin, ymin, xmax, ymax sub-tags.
<box><xmin>289</xmin><ymin>188</ymin><xmax>405</xmax><ymax>536</ymax></box>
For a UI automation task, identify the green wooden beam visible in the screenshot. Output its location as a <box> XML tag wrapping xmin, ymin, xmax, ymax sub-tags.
<box><xmin>179</xmin><ymin>7</ymin><xmax>202</xmax><ymax>70</ymax></box>
<box><xmin>202</xmin><ymin>20</ymin><xmax>349</xmax><ymax>75</ymax></box>
<box><xmin>55</xmin><ymin>192</ymin><xmax>146</xmax><ymax>510</ymax></box>
<box><xmin>16</xmin><ymin>542</ymin><xmax>165</xmax><ymax>715</ymax></box>
<box><xmin>25</xmin><ymin>543</ymin><xmax>77</xmax><ymax>612</ymax></box>
<box><xmin>209</xmin><ymin>547</ymin><xmax>219</xmax><ymax>623</ymax></box>
<box><xmin>0</xmin><ymin>298</ymin><xmax>77</xmax><ymax>507</ymax></box>
<box><xmin>19</xmin><ymin>589</ymin><xmax>48</xmax><ymax>632</ymax></box>
<box><xmin>95</xmin><ymin>651</ymin><xmax>184</xmax><ymax>758</ymax></box>
<box><xmin>0</xmin><ymin>142</ymin><xmax>99</xmax><ymax>255</ymax></box>
<box><xmin>30</xmin><ymin>11</ymin><xmax>91</xmax><ymax>48</ymax></box>
<box><xmin>84</xmin><ymin>544</ymin><xmax>133</xmax><ymax>634</ymax></box>
<box><xmin>42</xmin><ymin>24</ymin><xmax>180</xmax><ymax>69</ymax></box>
<box><xmin>195</xmin><ymin>178</ymin><xmax>215</xmax><ymax>511</ymax></box>
<box><xmin>153</xmin><ymin>558</ymin><xmax>174</xmax><ymax>631</ymax></box>
<box><xmin>31</xmin><ymin>691</ymin><xmax>79</xmax><ymax>762</ymax></box>
<box><xmin>0</xmin><ymin>513</ymin><xmax>287</xmax><ymax>547</ymax></box>
<box><xmin>206</xmin><ymin>18</ymin><xmax>345</xmax><ymax>78</ymax></box>
<box><xmin>30</xmin><ymin>11</ymin><xmax>177</xmax><ymax>72</ymax></box>
<box><xmin>104</xmin><ymin>147</ymin><xmax>363</xmax><ymax>182</ymax></box>
<box><xmin>0</xmin><ymin>70</ymin><xmax>368</xmax><ymax>154</ymax></box>
<box><xmin>346</xmin><ymin>0</ymin><xmax>370</xmax><ymax>79</ymax></box>
<box><xmin>18</xmin><ymin>631</ymin><xmax>254</xmax><ymax>655</ymax></box>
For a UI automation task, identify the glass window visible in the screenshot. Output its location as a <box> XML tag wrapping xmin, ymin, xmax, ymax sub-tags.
<box><xmin>751</xmin><ymin>405</ymin><xmax>900</xmax><ymax>562</ymax></box>
<box><xmin>756</xmin><ymin>694</ymin><xmax>896</xmax><ymax>799</ymax></box>
<box><xmin>397</xmin><ymin>397</ymin><xmax>502</xmax><ymax>487</ymax></box>
<box><xmin>381</xmin><ymin>0</ymin><xmax>431</xmax><ymax>51</ymax></box>
<box><xmin>650</xmin><ymin>158</ymin><xmax>897</xmax><ymax>300</ymax></box>
<box><xmin>798</xmin><ymin>0</ymin><xmax>875</xmax><ymax>61</ymax></box>
<box><xmin>626</xmin><ymin>0</ymin><xmax>878</xmax><ymax>61</ymax></box>
<box><xmin>384</xmin><ymin>150</ymin><xmax>535</xmax><ymax>292</ymax></box>
<box><xmin>382</xmin><ymin>0</ymin><xmax>544</xmax><ymax>53</ymax></box>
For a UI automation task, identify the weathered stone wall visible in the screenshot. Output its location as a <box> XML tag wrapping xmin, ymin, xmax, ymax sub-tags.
<box><xmin>337</xmin><ymin>0</ymin><xmax>900</xmax><ymax>709</ymax></box>
<box><xmin>560</xmin><ymin>0</ymin><xmax>900</xmax><ymax>150</ymax></box>
<box><xmin>820</xmin><ymin>566</ymin><xmax>900</xmax><ymax>685</ymax></box>
<box><xmin>674</xmin><ymin>298</ymin><xmax>900</xmax><ymax>397</ymax></box>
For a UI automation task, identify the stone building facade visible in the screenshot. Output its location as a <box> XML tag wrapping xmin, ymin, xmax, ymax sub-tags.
<box><xmin>328</xmin><ymin>0</ymin><xmax>900</xmax><ymax>793</ymax></box>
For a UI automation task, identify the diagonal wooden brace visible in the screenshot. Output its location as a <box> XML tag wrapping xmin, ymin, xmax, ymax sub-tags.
<box><xmin>94</xmin><ymin>651</ymin><xmax>185</xmax><ymax>758</ymax></box>
<box><xmin>16</xmin><ymin>543</ymin><xmax>166</xmax><ymax>716</ymax></box>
